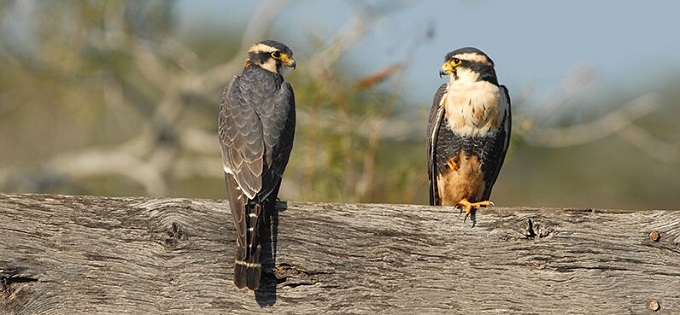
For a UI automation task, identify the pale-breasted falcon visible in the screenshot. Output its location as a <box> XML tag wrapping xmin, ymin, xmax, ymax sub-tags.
<box><xmin>427</xmin><ymin>47</ymin><xmax>511</xmax><ymax>226</ymax></box>
<box><xmin>218</xmin><ymin>40</ymin><xmax>296</xmax><ymax>290</ymax></box>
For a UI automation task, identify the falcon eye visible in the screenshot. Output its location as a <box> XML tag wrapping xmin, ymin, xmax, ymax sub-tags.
<box><xmin>271</xmin><ymin>51</ymin><xmax>282</xmax><ymax>59</ymax></box>
<box><xmin>452</xmin><ymin>58</ymin><xmax>461</xmax><ymax>65</ymax></box>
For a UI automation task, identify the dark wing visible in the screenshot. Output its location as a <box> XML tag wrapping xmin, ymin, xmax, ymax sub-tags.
<box><xmin>258</xmin><ymin>81</ymin><xmax>296</xmax><ymax>202</ymax></box>
<box><xmin>218</xmin><ymin>76</ymin><xmax>265</xmax><ymax>289</ymax></box>
<box><xmin>427</xmin><ymin>83</ymin><xmax>447</xmax><ymax>205</ymax></box>
<box><xmin>480</xmin><ymin>85</ymin><xmax>511</xmax><ymax>200</ymax></box>
<box><xmin>218</xmin><ymin>75</ymin><xmax>265</xmax><ymax>200</ymax></box>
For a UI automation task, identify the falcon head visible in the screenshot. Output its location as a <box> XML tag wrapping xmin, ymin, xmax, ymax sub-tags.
<box><xmin>439</xmin><ymin>47</ymin><xmax>498</xmax><ymax>85</ymax></box>
<box><xmin>244</xmin><ymin>40</ymin><xmax>296</xmax><ymax>75</ymax></box>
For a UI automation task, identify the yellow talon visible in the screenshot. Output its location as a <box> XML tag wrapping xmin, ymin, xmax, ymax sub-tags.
<box><xmin>456</xmin><ymin>198</ymin><xmax>492</xmax><ymax>226</ymax></box>
<box><xmin>456</xmin><ymin>198</ymin><xmax>491</xmax><ymax>213</ymax></box>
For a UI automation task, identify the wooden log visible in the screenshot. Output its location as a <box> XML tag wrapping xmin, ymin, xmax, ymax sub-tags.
<box><xmin>1</xmin><ymin>193</ymin><xmax>678</xmax><ymax>314</ymax></box>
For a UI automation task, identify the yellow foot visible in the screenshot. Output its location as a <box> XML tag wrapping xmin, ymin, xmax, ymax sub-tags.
<box><xmin>456</xmin><ymin>198</ymin><xmax>492</xmax><ymax>214</ymax></box>
<box><xmin>456</xmin><ymin>198</ymin><xmax>494</xmax><ymax>226</ymax></box>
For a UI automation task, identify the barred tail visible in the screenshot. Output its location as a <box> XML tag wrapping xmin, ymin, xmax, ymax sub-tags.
<box><xmin>234</xmin><ymin>201</ymin><xmax>263</xmax><ymax>290</ymax></box>
<box><xmin>225</xmin><ymin>174</ymin><xmax>263</xmax><ymax>290</ymax></box>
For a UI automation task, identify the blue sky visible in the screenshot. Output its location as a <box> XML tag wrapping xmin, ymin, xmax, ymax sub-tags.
<box><xmin>177</xmin><ymin>0</ymin><xmax>680</xmax><ymax>104</ymax></box>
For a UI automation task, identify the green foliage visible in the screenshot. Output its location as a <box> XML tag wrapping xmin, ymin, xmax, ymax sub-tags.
<box><xmin>285</xmin><ymin>65</ymin><xmax>418</xmax><ymax>203</ymax></box>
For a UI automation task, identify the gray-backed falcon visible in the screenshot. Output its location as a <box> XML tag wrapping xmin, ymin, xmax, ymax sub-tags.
<box><xmin>427</xmin><ymin>47</ymin><xmax>511</xmax><ymax>226</ymax></box>
<box><xmin>218</xmin><ymin>40</ymin><xmax>296</xmax><ymax>290</ymax></box>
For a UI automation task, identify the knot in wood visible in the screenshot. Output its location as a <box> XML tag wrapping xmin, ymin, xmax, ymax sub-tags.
<box><xmin>164</xmin><ymin>222</ymin><xmax>188</xmax><ymax>249</ymax></box>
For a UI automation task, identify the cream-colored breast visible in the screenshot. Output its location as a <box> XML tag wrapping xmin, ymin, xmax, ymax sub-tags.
<box><xmin>442</xmin><ymin>80</ymin><xmax>507</xmax><ymax>137</ymax></box>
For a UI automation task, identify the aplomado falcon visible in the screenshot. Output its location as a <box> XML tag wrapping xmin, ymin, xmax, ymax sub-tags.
<box><xmin>218</xmin><ymin>40</ymin><xmax>296</xmax><ymax>290</ymax></box>
<box><xmin>427</xmin><ymin>47</ymin><xmax>511</xmax><ymax>226</ymax></box>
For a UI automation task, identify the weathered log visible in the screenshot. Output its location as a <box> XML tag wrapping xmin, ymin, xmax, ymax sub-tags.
<box><xmin>0</xmin><ymin>193</ymin><xmax>678</xmax><ymax>314</ymax></box>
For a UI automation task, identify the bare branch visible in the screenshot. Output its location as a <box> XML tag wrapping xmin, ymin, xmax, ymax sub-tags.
<box><xmin>531</xmin><ymin>66</ymin><xmax>597</xmax><ymax>121</ymax></box>
<box><xmin>617</xmin><ymin>124</ymin><xmax>680</xmax><ymax>163</ymax></box>
<box><xmin>47</xmin><ymin>149</ymin><xmax>168</xmax><ymax>196</ymax></box>
<box><xmin>518</xmin><ymin>94</ymin><xmax>660</xmax><ymax>148</ymax></box>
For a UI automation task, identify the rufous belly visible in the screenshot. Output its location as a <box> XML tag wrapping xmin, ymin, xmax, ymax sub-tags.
<box><xmin>436</xmin><ymin>150</ymin><xmax>486</xmax><ymax>206</ymax></box>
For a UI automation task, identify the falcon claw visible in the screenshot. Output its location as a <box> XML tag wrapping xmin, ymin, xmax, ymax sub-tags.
<box><xmin>455</xmin><ymin>198</ymin><xmax>487</xmax><ymax>227</ymax></box>
<box><xmin>463</xmin><ymin>211</ymin><xmax>477</xmax><ymax>228</ymax></box>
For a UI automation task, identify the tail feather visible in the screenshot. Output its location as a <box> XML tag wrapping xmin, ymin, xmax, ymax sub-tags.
<box><xmin>226</xmin><ymin>173</ymin><xmax>265</xmax><ymax>290</ymax></box>
<box><xmin>234</xmin><ymin>201</ymin><xmax>263</xmax><ymax>290</ymax></box>
<box><xmin>234</xmin><ymin>250</ymin><xmax>262</xmax><ymax>290</ymax></box>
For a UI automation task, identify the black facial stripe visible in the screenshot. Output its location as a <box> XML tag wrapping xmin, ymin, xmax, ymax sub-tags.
<box><xmin>248</xmin><ymin>51</ymin><xmax>277</xmax><ymax>65</ymax></box>
<box><xmin>458</xmin><ymin>61</ymin><xmax>498</xmax><ymax>85</ymax></box>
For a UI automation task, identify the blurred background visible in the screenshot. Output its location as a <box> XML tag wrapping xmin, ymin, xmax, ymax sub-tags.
<box><xmin>0</xmin><ymin>0</ymin><xmax>678</xmax><ymax>209</ymax></box>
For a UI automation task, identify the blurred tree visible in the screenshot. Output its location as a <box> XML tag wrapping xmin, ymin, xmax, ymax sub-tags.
<box><xmin>0</xmin><ymin>0</ymin><xmax>677</xmax><ymax>209</ymax></box>
<box><xmin>0</xmin><ymin>0</ymin><xmax>425</xmax><ymax>203</ymax></box>
<box><xmin>0</xmin><ymin>0</ymin><xmax>232</xmax><ymax>196</ymax></box>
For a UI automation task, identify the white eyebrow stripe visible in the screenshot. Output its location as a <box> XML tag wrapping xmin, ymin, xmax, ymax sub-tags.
<box><xmin>247</xmin><ymin>43</ymin><xmax>276</xmax><ymax>53</ymax></box>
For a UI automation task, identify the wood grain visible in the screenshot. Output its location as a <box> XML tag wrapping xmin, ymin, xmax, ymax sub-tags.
<box><xmin>1</xmin><ymin>193</ymin><xmax>678</xmax><ymax>314</ymax></box>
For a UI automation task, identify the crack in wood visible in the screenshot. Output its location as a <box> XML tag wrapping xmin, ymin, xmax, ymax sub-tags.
<box><xmin>526</xmin><ymin>219</ymin><xmax>537</xmax><ymax>238</ymax></box>
<box><xmin>525</xmin><ymin>218</ymin><xmax>554</xmax><ymax>239</ymax></box>
<box><xmin>272</xmin><ymin>263</ymin><xmax>320</xmax><ymax>287</ymax></box>
<box><xmin>0</xmin><ymin>272</ymin><xmax>38</xmax><ymax>298</ymax></box>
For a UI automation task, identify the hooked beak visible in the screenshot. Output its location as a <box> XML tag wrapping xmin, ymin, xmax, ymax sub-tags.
<box><xmin>439</xmin><ymin>61</ymin><xmax>454</xmax><ymax>78</ymax></box>
<box><xmin>283</xmin><ymin>55</ymin><xmax>296</xmax><ymax>69</ymax></box>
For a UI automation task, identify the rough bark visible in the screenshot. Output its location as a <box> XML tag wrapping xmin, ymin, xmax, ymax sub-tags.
<box><xmin>1</xmin><ymin>193</ymin><xmax>678</xmax><ymax>314</ymax></box>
